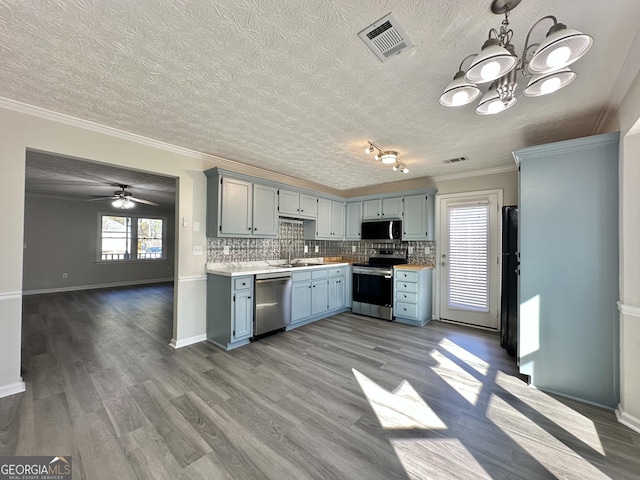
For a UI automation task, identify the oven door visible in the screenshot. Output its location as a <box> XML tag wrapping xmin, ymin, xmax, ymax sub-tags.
<box><xmin>352</xmin><ymin>268</ymin><xmax>393</xmax><ymax>307</ymax></box>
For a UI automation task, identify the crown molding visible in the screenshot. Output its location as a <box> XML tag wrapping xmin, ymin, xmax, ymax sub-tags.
<box><xmin>429</xmin><ymin>165</ymin><xmax>517</xmax><ymax>182</ymax></box>
<box><xmin>513</xmin><ymin>132</ymin><xmax>620</xmax><ymax>166</ymax></box>
<box><xmin>0</xmin><ymin>97</ymin><xmax>341</xmax><ymax>196</ymax></box>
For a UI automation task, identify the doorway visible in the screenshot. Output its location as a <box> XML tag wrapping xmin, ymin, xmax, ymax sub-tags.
<box><xmin>436</xmin><ymin>190</ymin><xmax>502</xmax><ymax>329</ymax></box>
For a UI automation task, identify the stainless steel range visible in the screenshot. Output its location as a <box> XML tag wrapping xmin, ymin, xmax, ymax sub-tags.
<box><xmin>352</xmin><ymin>248</ymin><xmax>407</xmax><ymax>320</ymax></box>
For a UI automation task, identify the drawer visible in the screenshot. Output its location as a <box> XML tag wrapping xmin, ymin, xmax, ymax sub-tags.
<box><xmin>395</xmin><ymin>270</ymin><xmax>418</xmax><ymax>282</ymax></box>
<box><xmin>311</xmin><ymin>269</ymin><xmax>328</xmax><ymax>279</ymax></box>
<box><xmin>395</xmin><ymin>281</ymin><xmax>418</xmax><ymax>293</ymax></box>
<box><xmin>233</xmin><ymin>277</ymin><xmax>252</xmax><ymax>290</ymax></box>
<box><xmin>328</xmin><ymin>267</ymin><xmax>345</xmax><ymax>277</ymax></box>
<box><xmin>395</xmin><ymin>302</ymin><xmax>418</xmax><ymax>319</ymax></box>
<box><xmin>395</xmin><ymin>291</ymin><xmax>418</xmax><ymax>303</ymax></box>
<box><xmin>292</xmin><ymin>271</ymin><xmax>312</xmax><ymax>282</ymax></box>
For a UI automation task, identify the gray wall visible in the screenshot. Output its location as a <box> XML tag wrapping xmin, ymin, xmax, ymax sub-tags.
<box><xmin>23</xmin><ymin>195</ymin><xmax>175</xmax><ymax>292</ymax></box>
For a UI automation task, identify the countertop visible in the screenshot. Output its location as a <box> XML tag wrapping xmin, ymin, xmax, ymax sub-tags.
<box><xmin>206</xmin><ymin>259</ymin><xmax>350</xmax><ymax>277</ymax></box>
<box><xmin>394</xmin><ymin>264</ymin><xmax>434</xmax><ymax>270</ymax></box>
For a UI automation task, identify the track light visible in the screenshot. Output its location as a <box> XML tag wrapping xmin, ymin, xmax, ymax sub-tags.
<box><xmin>364</xmin><ymin>141</ymin><xmax>409</xmax><ymax>174</ymax></box>
<box><xmin>440</xmin><ymin>0</ymin><xmax>592</xmax><ymax>115</ymax></box>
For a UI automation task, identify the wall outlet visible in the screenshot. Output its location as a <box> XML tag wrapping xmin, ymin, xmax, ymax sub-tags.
<box><xmin>193</xmin><ymin>245</ymin><xmax>203</xmax><ymax>256</ymax></box>
<box><xmin>315</xmin><ymin>245</ymin><xmax>319</xmax><ymax>253</ymax></box>
<box><xmin>352</xmin><ymin>245</ymin><xmax>356</xmax><ymax>253</ymax></box>
<box><xmin>182</xmin><ymin>217</ymin><xmax>188</xmax><ymax>228</ymax></box>
<box><xmin>408</xmin><ymin>246</ymin><xmax>414</xmax><ymax>254</ymax></box>
<box><xmin>424</xmin><ymin>246</ymin><xmax>430</xmax><ymax>254</ymax></box>
<box><xmin>304</xmin><ymin>245</ymin><xmax>308</xmax><ymax>254</ymax></box>
<box><xmin>223</xmin><ymin>245</ymin><xmax>230</xmax><ymax>255</ymax></box>
<box><xmin>62</xmin><ymin>273</ymin><xmax>67</xmax><ymax>279</ymax></box>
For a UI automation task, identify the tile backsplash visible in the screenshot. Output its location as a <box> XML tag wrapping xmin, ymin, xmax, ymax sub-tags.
<box><xmin>207</xmin><ymin>220</ymin><xmax>435</xmax><ymax>265</ymax></box>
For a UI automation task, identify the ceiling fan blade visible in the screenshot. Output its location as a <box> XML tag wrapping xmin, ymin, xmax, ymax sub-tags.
<box><xmin>87</xmin><ymin>196</ymin><xmax>118</xmax><ymax>202</ymax></box>
<box><xmin>130</xmin><ymin>196</ymin><xmax>160</xmax><ymax>206</ymax></box>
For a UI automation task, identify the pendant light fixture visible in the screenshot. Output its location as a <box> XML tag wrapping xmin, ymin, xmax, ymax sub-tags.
<box><xmin>439</xmin><ymin>0</ymin><xmax>592</xmax><ymax>115</ymax></box>
<box><xmin>365</xmin><ymin>141</ymin><xmax>409</xmax><ymax>174</ymax></box>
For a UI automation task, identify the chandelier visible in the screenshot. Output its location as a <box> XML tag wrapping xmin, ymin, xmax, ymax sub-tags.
<box><xmin>439</xmin><ymin>0</ymin><xmax>593</xmax><ymax>115</ymax></box>
<box><xmin>365</xmin><ymin>141</ymin><xmax>409</xmax><ymax>173</ymax></box>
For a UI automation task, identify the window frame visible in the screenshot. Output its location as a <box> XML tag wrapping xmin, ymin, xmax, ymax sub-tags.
<box><xmin>97</xmin><ymin>212</ymin><xmax>168</xmax><ymax>263</ymax></box>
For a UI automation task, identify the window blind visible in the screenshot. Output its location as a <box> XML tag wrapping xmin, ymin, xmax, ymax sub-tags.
<box><xmin>447</xmin><ymin>204</ymin><xmax>489</xmax><ymax>312</ymax></box>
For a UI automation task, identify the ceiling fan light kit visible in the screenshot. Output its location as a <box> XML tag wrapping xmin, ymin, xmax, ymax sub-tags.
<box><xmin>88</xmin><ymin>184</ymin><xmax>160</xmax><ymax>208</ymax></box>
<box><xmin>439</xmin><ymin>0</ymin><xmax>593</xmax><ymax>114</ymax></box>
<box><xmin>365</xmin><ymin>141</ymin><xmax>409</xmax><ymax>173</ymax></box>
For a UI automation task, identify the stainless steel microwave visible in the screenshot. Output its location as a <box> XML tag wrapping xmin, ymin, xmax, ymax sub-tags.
<box><xmin>361</xmin><ymin>220</ymin><xmax>402</xmax><ymax>241</ymax></box>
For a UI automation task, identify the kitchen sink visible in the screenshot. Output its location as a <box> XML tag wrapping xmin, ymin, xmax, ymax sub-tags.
<box><xmin>280</xmin><ymin>263</ymin><xmax>321</xmax><ymax>268</ymax></box>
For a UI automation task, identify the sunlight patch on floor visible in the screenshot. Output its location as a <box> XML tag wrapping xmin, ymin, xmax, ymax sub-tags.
<box><xmin>438</xmin><ymin>338</ymin><xmax>489</xmax><ymax>375</ymax></box>
<box><xmin>429</xmin><ymin>350</ymin><xmax>483</xmax><ymax>406</ymax></box>
<box><xmin>494</xmin><ymin>370</ymin><xmax>605</xmax><ymax>455</ymax></box>
<box><xmin>390</xmin><ymin>438</ymin><xmax>490</xmax><ymax>480</ymax></box>
<box><xmin>352</xmin><ymin>369</ymin><xmax>447</xmax><ymax>430</ymax></box>
<box><xmin>487</xmin><ymin>393</ymin><xmax>611</xmax><ymax>478</ymax></box>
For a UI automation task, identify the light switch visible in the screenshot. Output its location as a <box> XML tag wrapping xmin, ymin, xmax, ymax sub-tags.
<box><xmin>193</xmin><ymin>245</ymin><xmax>203</xmax><ymax>256</ymax></box>
<box><xmin>182</xmin><ymin>217</ymin><xmax>188</xmax><ymax>228</ymax></box>
<box><xmin>223</xmin><ymin>245</ymin><xmax>230</xmax><ymax>255</ymax></box>
<box><xmin>193</xmin><ymin>221</ymin><xmax>200</xmax><ymax>232</ymax></box>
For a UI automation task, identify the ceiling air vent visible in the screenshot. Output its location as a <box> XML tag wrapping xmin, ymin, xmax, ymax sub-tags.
<box><xmin>443</xmin><ymin>156</ymin><xmax>469</xmax><ymax>164</ymax></box>
<box><xmin>358</xmin><ymin>13</ymin><xmax>413</xmax><ymax>63</ymax></box>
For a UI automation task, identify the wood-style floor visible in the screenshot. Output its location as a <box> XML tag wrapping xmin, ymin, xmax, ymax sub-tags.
<box><xmin>1</xmin><ymin>284</ymin><xmax>639</xmax><ymax>479</ymax></box>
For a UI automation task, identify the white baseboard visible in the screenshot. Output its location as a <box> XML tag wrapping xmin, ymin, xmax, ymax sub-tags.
<box><xmin>23</xmin><ymin>278</ymin><xmax>174</xmax><ymax>296</ymax></box>
<box><xmin>170</xmin><ymin>334</ymin><xmax>207</xmax><ymax>349</ymax></box>
<box><xmin>616</xmin><ymin>404</ymin><xmax>640</xmax><ymax>434</ymax></box>
<box><xmin>0</xmin><ymin>380</ymin><xmax>26</xmax><ymax>399</ymax></box>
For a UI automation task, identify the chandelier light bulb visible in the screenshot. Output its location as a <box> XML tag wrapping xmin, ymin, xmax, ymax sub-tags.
<box><xmin>540</xmin><ymin>76</ymin><xmax>562</xmax><ymax>94</ymax></box>
<box><xmin>480</xmin><ymin>61</ymin><xmax>501</xmax><ymax>82</ymax></box>
<box><xmin>545</xmin><ymin>46</ymin><xmax>571</xmax><ymax>69</ymax></box>
<box><xmin>451</xmin><ymin>90</ymin><xmax>470</xmax><ymax>106</ymax></box>
<box><xmin>487</xmin><ymin>100</ymin><xmax>506</xmax><ymax>114</ymax></box>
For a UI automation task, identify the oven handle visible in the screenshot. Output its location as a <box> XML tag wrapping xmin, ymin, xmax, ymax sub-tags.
<box><xmin>353</xmin><ymin>268</ymin><xmax>393</xmax><ymax>277</ymax></box>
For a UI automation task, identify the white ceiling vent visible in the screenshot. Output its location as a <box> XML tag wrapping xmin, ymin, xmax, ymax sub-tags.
<box><xmin>358</xmin><ymin>13</ymin><xmax>413</xmax><ymax>63</ymax></box>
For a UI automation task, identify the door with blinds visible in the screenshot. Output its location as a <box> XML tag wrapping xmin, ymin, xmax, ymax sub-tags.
<box><xmin>438</xmin><ymin>192</ymin><xmax>500</xmax><ymax>329</ymax></box>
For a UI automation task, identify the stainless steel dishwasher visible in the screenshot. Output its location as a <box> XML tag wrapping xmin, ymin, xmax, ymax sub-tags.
<box><xmin>253</xmin><ymin>272</ymin><xmax>292</xmax><ymax>339</ymax></box>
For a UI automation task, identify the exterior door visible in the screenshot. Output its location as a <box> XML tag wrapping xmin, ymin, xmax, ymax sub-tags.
<box><xmin>438</xmin><ymin>192</ymin><xmax>500</xmax><ymax>329</ymax></box>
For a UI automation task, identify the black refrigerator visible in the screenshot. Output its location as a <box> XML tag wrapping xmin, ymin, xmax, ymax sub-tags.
<box><xmin>500</xmin><ymin>206</ymin><xmax>519</xmax><ymax>357</ymax></box>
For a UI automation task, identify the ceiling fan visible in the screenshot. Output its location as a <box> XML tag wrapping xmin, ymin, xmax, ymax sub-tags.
<box><xmin>88</xmin><ymin>184</ymin><xmax>159</xmax><ymax>209</ymax></box>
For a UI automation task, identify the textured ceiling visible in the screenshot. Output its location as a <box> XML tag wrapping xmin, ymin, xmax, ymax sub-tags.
<box><xmin>25</xmin><ymin>150</ymin><xmax>177</xmax><ymax>207</ymax></box>
<box><xmin>2</xmin><ymin>0</ymin><xmax>640</xmax><ymax>190</ymax></box>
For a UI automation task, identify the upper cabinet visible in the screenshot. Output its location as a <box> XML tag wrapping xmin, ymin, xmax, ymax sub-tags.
<box><xmin>306</xmin><ymin>198</ymin><xmax>344</xmax><ymax>240</ymax></box>
<box><xmin>206</xmin><ymin>171</ymin><xmax>277</xmax><ymax>238</ymax></box>
<box><xmin>278</xmin><ymin>189</ymin><xmax>318</xmax><ymax>219</ymax></box>
<box><xmin>345</xmin><ymin>202</ymin><xmax>362</xmax><ymax>240</ymax></box>
<box><xmin>402</xmin><ymin>193</ymin><xmax>435</xmax><ymax>241</ymax></box>
<box><xmin>362</xmin><ymin>197</ymin><xmax>402</xmax><ymax>220</ymax></box>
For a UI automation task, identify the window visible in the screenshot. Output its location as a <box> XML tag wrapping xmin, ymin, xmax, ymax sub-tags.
<box><xmin>99</xmin><ymin>214</ymin><xmax>166</xmax><ymax>261</ymax></box>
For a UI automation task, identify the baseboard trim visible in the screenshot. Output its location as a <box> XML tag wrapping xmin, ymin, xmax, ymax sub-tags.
<box><xmin>529</xmin><ymin>384</ymin><xmax>615</xmax><ymax>411</ymax></box>
<box><xmin>616</xmin><ymin>404</ymin><xmax>640</xmax><ymax>434</ymax></box>
<box><xmin>0</xmin><ymin>291</ymin><xmax>22</xmax><ymax>301</ymax></box>
<box><xmin>0</xmin><ymin>380</ymin><xmax>26</xmax><ymax>399</ymax></box>
<box><xmin>169</xmin><ymin>334</ymin><xmax>207</xmax><ymax>349</ymax></box>
<box><xmin>178</xmin><ymin>275</ymin><xmax>207</xmax><ymax>283</ymax></box>
<box><xmin>23</xmin><ymin>278</ymin><xmax>174</xmax><ymax>296</ymax></box>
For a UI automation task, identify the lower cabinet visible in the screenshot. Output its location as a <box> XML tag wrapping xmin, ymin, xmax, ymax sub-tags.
<box><xmin>394</xmin><ymin>267</ymin><xmax>433</xmax><ymax>326</ymax></box>
<box><xmin>290</xmin><ymin>266</ymin><xmax>350</xmax><ymax>327</ymax></box>
<box><xmin>207</xmin><ymin>274</ymin><xmax>254</xmax><ymax>349</ymax></box>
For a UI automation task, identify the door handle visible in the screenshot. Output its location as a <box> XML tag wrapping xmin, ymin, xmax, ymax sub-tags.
<box><xmin>441</xmin><ymin>262</ymin><xmax>447</xmax><ymax>267</ymax></box>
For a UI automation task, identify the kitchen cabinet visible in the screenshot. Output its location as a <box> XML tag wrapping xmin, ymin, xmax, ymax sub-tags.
<box><xmin>514</xmin><ymin>132</ymin><xmax>620</xmax><ymax>408</ymax></box>
<box><xmin>362</xmin><ymin>197</ymin><xmax>402</xmax><ymax>220</ymax></box>
<box><xmin>291</xmin><ymin>271</ymin><xmax>312</xmax><ymax>324</ymax></box>
<box><xmin>304</xmin><ymin>199</ymin><xmax>345</xmax><ymax>240</ymax></box>
<box><xmin>402</xmin><ymin>193</ymin><xmax>435</xmax><ymax>241</ymax></box>
<box><xmin>206</xmin><ymin>171</ymin><xmax>277</xmax><ymax>237</ymax></box>
<box><xmin>277</xmin><ymin>190</ymin><xmax>317</xmax><ymax>219</ymax></box>
<box><xmin>206</xmin><ymin>274</ymin><xmax>254</xmax><ymax>349</ymax></box>
<box><xmin>345</xmin><ymin>201</ymin><xmax>362</xmax><ymax>240</ymax></box>
<box><xmin>328</xmin><ymin>267</ymin><xmax>347</xmax><ymax>310</ymax></box>
<box><xmin>290</xmin><ymin>266</ymin><xmax>350</xmax><ymax>327</ymax></box>
<box><xmin>278</xmin><ymin>188</ymin><xmax>300</xmax><ymax>216</ymax></box>
<box><xmin>311</xmin><ymin>269</ymin><xmax>329</xmax><ymax>316</ymax></box>
<box><xmin>394</xmin><ymin>267</ymin><xmax>432</xmax><ymax>326</ymax></box>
